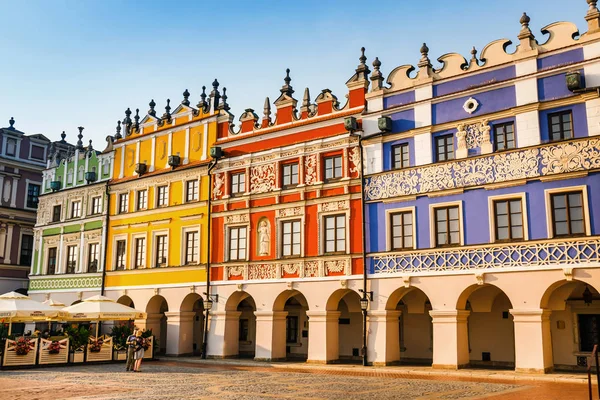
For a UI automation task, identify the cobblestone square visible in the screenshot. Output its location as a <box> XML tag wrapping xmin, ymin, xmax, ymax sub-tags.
<box><xmin>0</xmin><ymin>361</ymin><xmax>591</xmax><ymax>400</ymax></box>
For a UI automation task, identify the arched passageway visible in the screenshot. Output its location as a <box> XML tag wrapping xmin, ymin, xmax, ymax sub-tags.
<box><xmin>272</xmin><ymin>290</ymin><xmax>309</xmax><ymax>361</ymax></box>
<box><xmin>179</xmin><ymin>293</ymin><xmax>205</xmax><ymax>356</ymax></box>
<box><xmin>224</xmin><ymin>291</ymin><xmax>257</xmax><ymax>358</ymax></box>
<box><xmin>117</xmin><ymin>295</ymin><xmax>134</xmax><ymax>308</ymax></box>
<box><xmin>542</xmin><ymin>279</ymin><xmax>600</xmax><ymax>371</ymax></box>
<box><xmin>326</xmin><ymin>289</ymin><xmax>362</xmax><ymax>363</ymax></box>
<box><xmin>146</xmin><ymin>295</ymin><xmax>169</xmax><ymax>355</ymax></box>
<box><xmin>457</xmin><ymin>284</ymin><xmax>515</xmax><ymax>369</ymax></box>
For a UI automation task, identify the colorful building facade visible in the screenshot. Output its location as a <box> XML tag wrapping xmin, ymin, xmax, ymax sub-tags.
<box><xmin>103</xmin><ymin>86</ymin><xmax>223</xmax><ymax>355</ymax></box>
<box><xmin>205</xmin><ymin>60</ymin><xmax>368</xmax><ymax>362</ymax></box>
<box><xmin>0</xmin><ymin>118</ymin><xmax>55</xmax><ymax>294</ymax></box>
<box><xmin>29</xmin><ymin>128</ymin><xmax>112</xmax><ymax>305</ymax></box>
<box><xmin>360</xmin><ymin>4</ymin><xmax>600</xmax><ymax>372</ymax></box>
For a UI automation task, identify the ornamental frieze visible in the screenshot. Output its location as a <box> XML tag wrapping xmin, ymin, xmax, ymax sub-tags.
<box><xmin>318</xmin><ymin>200</ymin><xmax>350</xmax><ymax>213</ymax></box>
<box><xmin>250</xmin><ymin>164</ymin><xmax>276</xmax><ymax>194</ymax></box>
<box><xmin>224</xmin><ymin>214</ymin><xmax>249</xmax><ymax>224</ymax></box>
<box><xmin>304</xmin><ymin>154</ymin><xmax>318</xmax><ymax>185</ymax></box>
<box><xmin>277</xmin><ymin>207</ymin><xmax>304</xmax><ymax>218</ymax></box>
<box><xmin>220</xmin><ymin>257</ymin><xmax>351</xmax><ymax>281</ymax></box>
<box><xmin>364</xmin><ymin>137</ymin><xmax>600</xmax><ymax>201</ymax></box>
<box><xmin>248</xmin><ymin>264</ymin><xmax>277</xmax><ymax>280</ymax></box>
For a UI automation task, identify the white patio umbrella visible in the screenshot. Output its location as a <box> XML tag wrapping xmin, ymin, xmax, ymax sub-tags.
<box><xmin>0</xmin><ymin>291</ymin><xmax>64</xmax><ymax>335</ymax></box>
<box><xmin>42</xmin><ymin>299</ymin><xmax>67</xmax><ymax>332</ymax></box>
<box><xmin>61</xmin><ymin>295</ymin><xmax>146</xmax><ymax>337</ymax></box>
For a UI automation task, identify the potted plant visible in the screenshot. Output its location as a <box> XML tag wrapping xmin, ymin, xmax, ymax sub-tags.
<box><xmin>110</xmin><ymin>324</ymin><xmax>132</xmax><ymax>360</ymax></box>
<box><xmin>89</xmin><ymin>337</ymin><xmax>103</xmax><ymax>353</ymax></box>
<box><xmin>15</xmin><ymin>337</ymin><xmax>31</xmax><ymax>356</ymax></box>
<box><xmin>64</xmin><ymin>325</ymin><xmax>89</xmax><ymax>362</ymax></box>
<box><xmin>48</xmin><ymin>340</ymin><xmax>61</xmax><ymax>355</ymax></box>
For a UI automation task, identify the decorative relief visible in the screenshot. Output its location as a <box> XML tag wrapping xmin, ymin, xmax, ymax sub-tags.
<box><xmin>277</xmin><ymin>207</ymin><xmax>303</xmax><ymax>218</ymax></box>
<box><xmin>304</xmin><ymin>261</ymin><xmax>319</xmax><ymax>278</ymax></box>
<box><xmin>248</xmin><ymin>264</ymin><xmax>277</xmax><ymax>280</ymax></box>
<box><xmin>225</xmin><ymin>214</ymin><xmax>249</xmax><ymax>224</ymax></box>
<box><xmin>364</xmin><ymin>138</ymin><xmax>600</xmax><ymax>201</ymax></box>
<box><xmin>325</xmin><ymin>259</ymin><xmax>347</xmax><ymax>274</ymax></box>
<box><xmin>29</xmin><ymin>276</ymin><xmax>102</xmax><ymax>291</ymax></box>
<box><xmin>227</xmin><ymin>265</ymin><xmax>245</xmax><ymax>278</ymax></box>
<box><xmin>213</xmin><ymin>173</ymin><xmax>224</xmax><ymax>199</ymax></box>
<box><xmin>372</xmin><ymin>237</ymin><xmax>600</xmax><ymax>274</ymax></box>
<box><xmin>250</xmin><ymin>164</ymin><xmax>276</xmax><ymax>194</ymax></box>
<box><xmin>304</xmin><ymin>154</ymin><xmax>318</xmax><ymax>185</ymax></box>
<box><xmin>349</xmin><ymin>147</ymin><xmax>361</xmax><ymax>175</ymax></box>
<box><xmin>281</xmin><ymin>263</ymin><xmax>301</xmax><ymax>275</ymax></box>
<box><xmin>257</xmin><ymin>219</ymin><xmax>270</xmax><ymax>256</ymax></box>
<box><xmin>318</xmin><ymin>200</ymin><xmax>350</xmax><ymax>213</ymax></box>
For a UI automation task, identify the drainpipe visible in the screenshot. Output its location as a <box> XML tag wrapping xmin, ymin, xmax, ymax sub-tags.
<box><xmin>100</xmin><ymin>180</ymin><xmax>110</xmax><ymax>296</ymax></box>
<box><xmin>202</xmin><ymin>157</ymin><xmax>218</xmax><ymax>359</ymax></box>
<box><xmin>357</xmin><ymin>134</ymin><xmax>370</xmax><ymax>367</ymax></box>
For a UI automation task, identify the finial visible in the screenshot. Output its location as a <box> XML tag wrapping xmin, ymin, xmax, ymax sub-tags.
<box><xmin>302</xmin><ymin>88</ymin><xmax>311</xmax><ymax>109</ymax></box>
<box><xmin>115</xmin><ymin>121</ymin><xmax>122</xmax><ymax>140</ymax></box>
<box><xmin>148</xmin><ymin>99</ymin><xmax>156</xmax><ymax>116</ymax></box>
<box><xmin>370</xmin><ymin>57</ymin><xmax>384</xmax><ymax>91</ymax></box>
<box><xmin>471</xmin><ymin>46</ymin><xmax>478</xmax><ymax>60</ymax></box>
<box><xmin>87</xmin><ymin>139</ymin><xmax>93</xmax><ymax>153</ymax></box>
<box><xmin>280</xmin><ymin>69</ymin><xmax>294</xmax><ymax>96</ymax></box>
<box><xmin>197</xmin><ymin>86</ymin><xmax>207</xmax><ymax>109</ymax></box>
<box><xmin>210</xmin><ymin>79</ymin><xmax>221</xmax><ymax>110</ymax></box>
<box><xmin>263</xmin><ymin>97</ymin><xmax>271</xmax><ymax>118</ymax></box>
<box><xmin>359</xmin><ymin>47</ymin><xmax>367</xmax><ymax>65</ymax></box>
<box><xmin>61</xmin><ymin>130</ymin><xmax>66</xmax><ymax>142</ymax></box>
<box><xmin>220</xmin><ymin>87</ymin><xmax>230</xmax><ymax>111</ymax></box>
<box><xmin>163</xmin><ymin>99</ymin><xmax>171</xmax><ymax>120</ymax></box>
<box><xmin>182</xmin><ymin>89</ymin><xmax>190</xmax><ymax>106</ymax></box>
<box><xmin>8</xmin><ymin>117</ymin><xmax>14</xmax><ymax>129</ymax></box>
<box><xmin>212</xmin><ymin>79</ymin><xmax>219</xmax><ymax>91</ymax></box>
<box><xmin>372</xmin><ymin>57</ymin><xmax>381</xmax><ymax>69</ymax></box>
<box><xmin>284</xmin><ymin>68</ymin><xmax>291</xmax><ymax>86</ymax></box>
<box><xmin>418</xmin><ymin>43</ymin><xmax>431</xmax><ymax>68</ymax></box>
<box><xmin>520</xmin><ymin>12</ymin><xmax>530</xmax><ymax>28</ymax></box>
<box><xmin>134</xmin><ymin>108</ymin><xmax>140</xmax><ymax>131</ymax></box>
<box><xmin>76</xmin><ymin>126</ymin><xmax>84</xmax><ymax>150</ymax></box>
<box><xmin>589</xmin><ymin>0</ymin><xmax>599</xmax><ymax>13</ymax></box>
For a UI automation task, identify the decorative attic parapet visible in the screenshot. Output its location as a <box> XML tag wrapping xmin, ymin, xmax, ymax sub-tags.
<box><xmin>385</xmin><ymin>5</ymin><xmax>594</xmax><ymax>93</ymax></box>
<box><xmin>273</xmin><ymin>68</ymin><xmax>298</xmax><ymax>125</ymax></box>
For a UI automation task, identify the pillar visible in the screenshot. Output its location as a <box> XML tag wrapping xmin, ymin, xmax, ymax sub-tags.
<box><xmin>510</xmin><ymin>309</ymin><xmax>553</xmax><ymax>373</ymax></box>
<box><xmin>306</xmin><ymin>310</ymin><xmax>340</xmax><ymax>364</ymax></box>
<box><xmin>136</xmin><ymin>313</ymin><xmax>163</xmax><ymax>346</ymax></box>
<box><xmin>164</xmin><ymin>311</ymin><xmax>196</xmax><ymax>356</ymax></box>
<box><xmin>429</xmin><ymin>310</ymin><xmax>470</xmax><ymax>369</ymax></box>
<box><xmin>206</xmin><ymin>310</ymin><xmax>241</xmax><ymax>358</ymax></box>
<box><xmin>367</xmin><ymin>310</ymin><xmax>401</xmax><ymax>366</ymax></box>
<box><xmin>254</xmin><ymin>311</ymin><xmax>288</xmax><ymax>361</ymax></box>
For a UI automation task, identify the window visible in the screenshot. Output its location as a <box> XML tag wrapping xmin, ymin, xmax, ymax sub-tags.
<box><xmin>136</xmin><ymin>190</ymin><xmax>148</xmax><ymax>210</ymax></box>
<box><xmin>579</xmin><ymin>314</ymin><xmax>600</xmax><ymax>352</ymax></box>
<box><xmin>186</xmin><ymin>180</ymin><xmax>199</xmax><ymax>202</ymax></box>
<box><xmin>157</xmin><ymin>185</ymin><xmax>168</xmax><ymax>207</ymax></box>
<box><xmin>88</xmin><ymin>243</ymin><xmax>99</xmax><ymax>273</ymax></box>
<box><xmin>548</xmin><ymin>110</ymin><xmax>573</xmax><ymax>142</ymax></box>
<box><xmin>52</xmin><ymin>205</ymin><xmax>61</xmax><ymax>222</ymax></box>
<box><xmin>67</xmin><ymin>169</ymin><xmax>73</xmax><ymax>184</ymax></box>
<box><xmin>30</xmin><ymin>144</ymin><xmax>45</xmax><ymax>161</ymax></box>
<box><xmin>551</xmin><ymin>191</ymin><xmax>585</xmax><ymax>237</ymax></box>
<box><xmin>324</xmin><ymin>155</ymin><xmax>342</xmax><ymax>181</ymax></box>
<box><xmin>185</xmin><ymin>231</ymin><xmax>199</xmax><ymax>264</ymax></box>
<box><xmin>66</xmin><ymin>246</ymin><xmax>77</xmax><ymax>274</ymax></box>
<box><xmin>19</xmin><ymin>234</ymin><xmax>33</xmax><ymax>266</ymax></box>
<box><xmin>392</xmin><ymin>144</ymin><xmax>410</xmax><ymax>169</ymax></box>
<box><xmin>118</xmin><ymin>193</ymin><xmax>129</xmax><ymax>214</ymax></box>
<box><xmin>134</xmin><ymin>238</ymin><xmax>146</xmax><ymax>269</ymax></box>
<box><xmin>47</xmin><ymin>248</ymin><xmax>57</xmax><ymax>275</ymax></box>
<box><xmin>281</xmin><ymin>220</ymin><xmax>301</xmax><ymax>257</ymax></box>
<box><xmin>282</xmin><ymin>163</ymin><xmax>299</xmax><ymax>188</ymax></box>
<box><xmin>228</xmin><ymin>227</ymin><xmax>247</xmax><ymax>261</ymax></box>
<box><xmin>26</xmin><ymin>184</ymin><xmax>41</xmax><ymax>208</ymax></box>
<box><xmin>155</xmin><ymin>235</ymin><xmax>167</xmax><ymax>267</ymax></box>
<box><xmin>434</xmin><ymin>206</ymin><xmax>460</xmax><ymax>247</ymax></box>
<box><xmin>91</xmin><ymin>196</ymin><xmax>102</xmax><ymax>215</ymax></box>
<box><xmin>239</xmin><ymin>319</ymin><xmax>249</xmax><ymax>342</ymax></box>
<box><xmin>494</xmin><ymin>122</ymin><xmax>515</xmax><ymax>151</ymax></box>
<box><xmin>103</xmin><ymin>160</ymin><xmax>110</xmax><ymax>175</ymax></box>
<box><xmin>324</xmin><ymin>214</ymin><xmax>346</xmax><ymax>253</ymax></box>
<box><xmin>71</xmin><ymin>200</ymin><xmax>82</xmax><ymax>218</ymax></box>
<box><xmin>286</xmin><ymin>316</ymin><xmax>299</xmax><ymax>343</ymax></box>
<box><xmin>231</xmin><ymin>172</ymin><xmax>245</xmax><ymax>195</ymax></box>
<box><xmin>390</xmin><ymin>211</ymin><xmax>413</xmax><ymax>250</ymax></box>
<box><xmin>435</xmin><ymin>134</ymin><xmax>454</xmax><ymax>162</ymax></box>
<box><xmin>77</xmin><ymin>166</ymin><xmax>84</xmax><ymax>182</ymax></box>
<box><xmin>115</xmin><ymin>240</ymin><xmax>126</xmax><ymax>270</ymax></box>
<box><xmin>6</xmin><ymin>138</ymin><xmax>17</xmax><ymax>156</ymax></box>
<box><xmin>493</xmin><ymin>199</ymin><xmax>524</xmax><ymax>241</ymax></box>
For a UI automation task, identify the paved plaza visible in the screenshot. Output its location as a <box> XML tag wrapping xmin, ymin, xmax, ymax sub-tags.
<box><xmin>0</xmin><ymin>360</ymin><xmax>593</xmax><ymax>399</ymax></box>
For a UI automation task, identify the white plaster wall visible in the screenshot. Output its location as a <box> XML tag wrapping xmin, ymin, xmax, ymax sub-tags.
<box><xmin>468</xmin><ymin>294</ymin><xmax>515</xmax><ymax>363</ymax></box>
<box><xmin>515</xmin><ymin>111</ymin><xmax>541</xmax><ymax>147</ymax></box>
<box><xmin>550</xmin><ymin>309</ymin><xmax>576</xmax><ymax>366</ymax></box>
<box><xmin>362</xmin><ymin>116</ymin><xmax>381</xmax><ymax>137</ymax></box>
<box><xmin>337</xmin><ymin>298</ymin><xmax>362</xmax><ymax>359</ymax></box>
<box><xmin>414</xmin><ymin>102</ymin><xmax>432</xmax><ymax>128</ymax></box>
<box><xmin>586</xmin><ymin>98</ymin><xmax>600</xmax><ymax>136</ymax></box>
<box><xmin>402</xmin><ymin>311</ymin><xmax>433</xmax><ymax>362</ymax></box>
<box><xmin>413</xmin><ymin>131</ymin><xmax>432</xmax><ymax>166</ymax></box>
<box><xmin>364</xmin><ymin>143</ymin><xmax>383</xmax><ymax>175</ymax></box>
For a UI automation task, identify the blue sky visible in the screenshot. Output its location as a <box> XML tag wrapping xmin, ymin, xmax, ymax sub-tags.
<box><xmin>0</xmin><ymin>0</ymin><xmax>587</xmax><ymax>148</ymax></box>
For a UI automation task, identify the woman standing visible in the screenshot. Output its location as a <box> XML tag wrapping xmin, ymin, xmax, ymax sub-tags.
<box><xmin>133</xmin><ymin>330</ymin><xmax>145</xmax><ymax>372</ymax></box>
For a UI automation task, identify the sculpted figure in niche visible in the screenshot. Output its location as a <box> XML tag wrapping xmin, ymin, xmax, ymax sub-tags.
<box><xmin>456</xmin><ymin>123</ymin><xmax>467</xmax><ymax>150</ymax></box>
<box><xmin>258</xmin><ymin>220</ymin><xmax>270</xmax><ymax>256</ymax></box>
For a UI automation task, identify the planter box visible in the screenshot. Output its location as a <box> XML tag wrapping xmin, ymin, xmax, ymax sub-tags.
<box><xmin>115</xmin><ymin>351</ymin><xmax>128</xmax><ymax>361</ymax></box>
<box><xmin>70</xmin><ymin>351</ymin><xmax>85</xmax><ymax>363</ymax></box>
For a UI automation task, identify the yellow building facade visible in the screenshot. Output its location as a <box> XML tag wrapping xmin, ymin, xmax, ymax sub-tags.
<box><xmin>104</xmin><ymin>86</ymin><xmax>226</xmax><ymax>355</ymax></box>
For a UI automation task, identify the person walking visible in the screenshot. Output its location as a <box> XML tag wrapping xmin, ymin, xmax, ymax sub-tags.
<box><xmin>133</xmin><ymin>330</ymin><xmax>145</xmax><ymax>372</ymax></box>
<box><xmin>125</xmin><ymin>329</ymin><xmax>137</xmax><ymax>372</ymax></box>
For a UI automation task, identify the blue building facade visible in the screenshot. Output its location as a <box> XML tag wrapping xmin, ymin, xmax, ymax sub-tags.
<box><xmin>361</xmin><ymin>3</ymin><xmax>600</xmax><ymax>372</ymax></box>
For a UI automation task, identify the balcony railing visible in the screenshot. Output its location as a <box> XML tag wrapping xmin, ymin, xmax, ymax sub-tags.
<box><xmin>370</xmin><ymin>237</ymin><xmax>600</xmax><ymax>274</ymax></box>
<box><xmin>364</xmin><ymin>136</ymin><xmax>600</xmax><ymax>201</ymax></box>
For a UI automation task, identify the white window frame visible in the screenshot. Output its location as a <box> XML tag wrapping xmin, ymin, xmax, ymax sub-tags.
<box><xmin>77</xmin><ymin>166</ymin><xmax>85</xmax><ymax>182</ymax></box>
<box><xmin>317</xmin><ymin>207</ymin><xmax>351</xmax><ymax>256</ymax></box>
<box><xmin>151</xmin><ymin>229</ymin><xmax>170</xmax><ymax>268</ymax></box>
<box><xmin>70</xmin><ymin>200</ymin><xmax>82</xmax><ymax>219</ymax></box>
<box><xmin>130</xmin><ymin>233</ymin><xmax>148</xmax><ymax>269</ymax></box>
<box><xmin>90</xmin><ymin>196</ymin><xmax>102</xmax><ymax>215</ymax></box>
<box><xmin>85</xmin><ymin>242</ymin><xmax>100</xmax><ymax>273</ymax></box>
<box><xmin>28</xmin><ymin>139</ymin><xmax>47</xmax><ymax>162</ymax></box>
<box><xmin>429</xmin><ymin>201</ymin><xmax>464</xmax><ymax>248</ymax></box>
<box><xmin>385</xmin><ymin>206</ymin><xmax>417</xmax><ymax>251</ymax></box>
<box><xmin>181</xmin><ymin>226</ymin><xmax>201</xmax><ymax>265</ymax></box>
<box><xmin>184</xmin><ymin>179</ymin><xmax>199</xmax><ymax>203</ymax></box>
<box><xmin>24</xmin><ymin>180</ymin><xmax>42</xmax><ymax>211</ymax></box>
<box><xmin>118</xmin><ymin>192</ymin><xmax>129</xmax><ymax>214</ymax></box>
<box><xmin>65</xmin><ymin>245</ymin><xmax>78</xmax><ymax>274</ymax></box>
<box><xmin>67</xmin><ymin>168</ymin><xmax>74</xmax><ymax>184</ymax></box>
<box><xmin>136</xmin><ymin>189</ymin><xmax>148</xmax><ymax>211</ymax></box>
<box><xmin>544</xmin><ymin>185</ymin><xmax>591</xmax><ymax>239</ymax></box>
<box><xmin>225</xmin><ymin>223</ymin><xmax>249</xmax><ymax>262</ymax></box>
<box><xmin>230</xmin><ymin>172</ymin><xmax>246</xmax><ymax>196</ymax></box>
<box><xmin>112</xmin><ymin>234</ymin><xmax>128</xmax><ymax>271</ymax></box>
<box><xmin>156</xmin><ymin>184</ymin><xmax>169</xmax><ymax>208</ymax></box>
<box><xmin>277</xmin><ymin>215</ymin><xmax>305</xmax><ymax>258</ymax></box>
<box><xmin>3</xmin><ymin>136</ymin><xmax>20</xmax><ymax>158</ymax></box>
<box><xmin>488</xmin><ymin>192</ymin><xmax>529</xmax><ymax>243</ymax></box>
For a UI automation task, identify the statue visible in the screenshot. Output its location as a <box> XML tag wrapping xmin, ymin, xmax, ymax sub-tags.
<box><xmin>258</xmin><ymin>220</ymin><xmax>270</xmax><ymax>256</ymax></box>
<box><xmin>456</xmin><ymin>123</ymin><xmax>467</xmax><ymax>150</ymax></box>
<box><xmin>213</xmin><ymin>173</ymin><xmax>224</xmax><ymax>199</ymax></box>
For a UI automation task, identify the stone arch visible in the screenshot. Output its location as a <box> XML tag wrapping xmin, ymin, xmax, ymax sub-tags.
<box><xmin>117</xmin><ymin>295</ymin><xmax>134</xmax><ymax>308</ymax></box>
<box><xmin>146</xmin><ymin>295</ymin><xmax>169</xmax><ymax>354</ymax></box>
<box><xmin>457</xmin><ymin>284</ymin><xmax>515</xmax><ymax>369</ymax></box>
<box><xmin>178</xmin><ymin>293</ymin><xmax>204</xmax><ymax>356</ymax></box>
<box><xmin>223</xmin><ymin>291</ymin><xmax>256</xmax><ymax>358</ymax></box>
<box><xmin>273</xmin><ymin>289</ymin><xmax>309</xmax><ymax>312</ymax></box>
<box><xmin>540</xmin><ymin>278</ymin><xmax>600</xmax><ymax>309</ymax></box>
<box><xmin>325</xmin><ymin>289</ymin><xmax>362</xmax><ymax>362</ymax></box>
<box><xmin>325</xmin><ymin>288</ymin><xmax>361</xmax><ymax>311</ymax></box>
<box><xmin>271</xmin><ymin>289</ymin><xmax>309</xmax><ymax>361</ymax></box>
<box><xmin>225</xmin><ymin>290</ymin><xmax>255</xmax><ymax>311</ymax></box>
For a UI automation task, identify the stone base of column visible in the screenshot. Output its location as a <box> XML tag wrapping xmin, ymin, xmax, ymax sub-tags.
<box><xmin>430</xmin><ymin>310</ymin><xmax>470</xmax><ymax>370</ymax></box>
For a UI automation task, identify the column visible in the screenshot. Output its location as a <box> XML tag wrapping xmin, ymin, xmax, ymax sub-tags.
<box><xmin>429</xmin><ymin>310</ymin><xmax>470</xmax><ymax>369</ymax></box>
<box><xmin>78</xmin><ymin>231</ymin><xmax>85</xmax><ymax>273</ymax></box>
<box><xmin>166</xmin><ymin>132</ymin><xmax>172</xmax><ymax>168</ymax></box>
<box><xmin>150</xmin><ymin>136</ymin><xmax>156</xmax><ymax>172</ymax></box>
<box><xmin>510</xmin><ymin>309</ymin><xmax>553</xmax><ymax>373</ymax></box>
<box><xmin>306</xmin><ymin>310</ymin><xmax>340</xmax><ymax>364</ymax></box>
<box><xmin>5</xmin><ymin>224</ymin><xmax>14</xmax><ymax>264</ymax></box>
<box><xmin>254</xmin><ymin>311</ymin><xmax>288</xmax><ymax>361</ymax></box>
<box><xmin>206</xmin><ymin>311</ymin><xmax>242</xmax><ymax>358</ymax></box>
<box><xmin>164</xmin><ymin>311</ymin><xmax>196</xmax><ymax>356</ymax></box>
<box><xmin>10</xmin><ymin>178</ymin><xmax>19</xmax><ymax>207</ymax></box>
<box><xmin>201</xmin><ymin>122</ymin><xmax>208</xmax><ymax>161</ymax></box>
<box><xmin>184</xmin><ymin>127</ymin><xmax>190</xmax><ymax>164</ymax></box>
<box><xmin>367</xmin><ymin>310</ymin><xmax>401</xmax><ymax>366</ymax></box>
